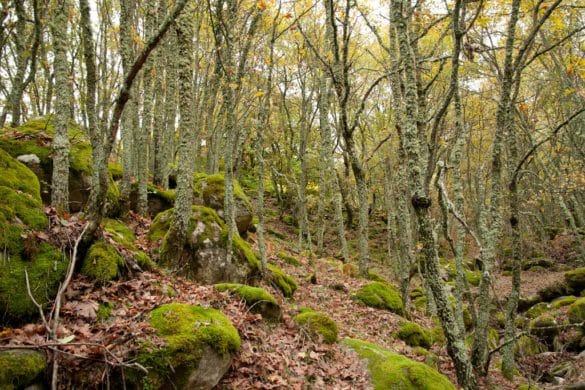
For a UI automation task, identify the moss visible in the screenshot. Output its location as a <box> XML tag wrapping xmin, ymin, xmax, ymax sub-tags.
<box><xmin>282</xmin><ymin>215</ymin><xmax>297</xmax><ymax>227</ymax></box>
<box><xmin>514</xmin><ymin>335</ymin><xmax>546</xmax><ymax>357</ymax></box>
<box><xmin>522</xmin><ymin>257</ymin><xmax>554</xmax><ymax>270</ymax></box>
<box><xmin>0</xmin><ymin>186</ymin><xmax>47</xmax><ymax>229</ymax></box>
<box><xmin>294</xmin><ymin>309</ymin><xmax>338</xmax><ymax>344</ymax></box>
<box><xmin>134</xmin><ymin>251</ymin><xmax>155</xmax><ymax>271</ymax></box>
<box><xmin>0</xmin><ymin>349</ymin><xmax>47</xmax><ymax>389</ymax></box>
<box><xmin>409</xmin><ymin>287</ymin><xmax>424</xmax><ymax>300</ymax></box>
<box><xmin>552</xmin><ymin>295</ymin><xmax>577</xmax><ymax>309</ymax></box>
<box><xmin>343</xmin><ymin>338</ymin><xmax>455</xmax><ymax>390</ymax></box>
<box><xmin>233</xmin><ymin>234</ymin><xmax>261</xmax><ymax>271</ymax></box>
<box><xmin>412</xmin><ymin>347</ymin><xmax>429</xmax><ymax>356</ymax></box>
<box><xmin>0</xmin><ymin>148</ymin><xmax>42</xmax><ymax>203</ymax></box>
<box><xmin>148</xmin><ymin>208</ymin><xmax>175</xmax><ymax>242</ymax></box>
<box><xmin>215</xmin><ymin>283</ymin><xmax>277</xmax><ymax>306</ymax></box>
<box><xmin>108</xmin><ymin>162</ymin><xmax>123</xmax><ymax>180</ymax></box>
<box><xmin>97</xmin><ymin>302</ymin><xmax>113</xmax><ymax>322</ymax></box>
<box><xmin>565</xmin><ymin>268</ymin><xmax>585</xmax><ymax>293</ymax></box>
<box><xmin>0</xmin><ymin>243</ymin><xmax>67</xmax><ymax>323</ymax></box>
<box><xmin>394</xmin><ymin>321</ymin><xmax>432</xmax><ymax>348</ymax></box>
<box><xmin>193</xmin><ymin>173</ymin><xmax>253</xmax><ymax>211</ymax></box>
<box><xmin>267</xmin><ymin>264</ymin><xmax>298</xmax><ymax>298</ymax></box>
<box><xmin>355</xmin><ymin>282</ymin><xmax>404</xmax><ymax>316</ymax></box>
<box><xmin>138</xmin><ymin>303</ymin><xmax>240</xmax><ymax>388</ymax></box>
<box><xmin>529</xmin><ymin>314</ymin><xmax>559</xmax><ymax>344</ymax></box>
<box><xmin>465</xmin><ymin>270</ymin><xmax>481</xmax><ymax>286</ymax></box>
<box><xmin>367</xmin><ymin>270</ymin><xmax>387</xmax><ymax>283</ymax></box>
<box><xmin>413</xmin><ymin>296</ymin><xmax>427</xmax><ymax>311</ymax></box>
<box><xmin>81</xmin><ymin>241</ymin><xmax>124</xmax><ymax>284</ymax></box>
<box><xmin>146</xmin><ymin>183</ymin><xmax>176</xmax><ymax>204</ymax></box>
<box><xmin>276</xmin><ymin>251</ymin><xmax>301</xmax><ymax>266</ymax></box>
<box><xmin>526</xmin><ymin>302</ymin><xmax>550</xmax><ymax>319</ymax></box>
<box><xmin>104</xmin><ymin>219</ymin><xmax>135</xmax><ymax>249</ymax></box>
<box><xmin>568</xmin><ymin>297</ymin><xmax>585</xmax><ymax>326</ymax></box>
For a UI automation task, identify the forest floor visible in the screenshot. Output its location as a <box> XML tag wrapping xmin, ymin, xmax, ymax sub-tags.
<box><xmin>2</xmin><ymin>205</ymin><xmax>584</xmax><ymax>389</ymax></box>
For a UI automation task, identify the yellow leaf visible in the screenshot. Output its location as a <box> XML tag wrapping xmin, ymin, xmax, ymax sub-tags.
<box><xmin>255</xmin><ymin>91</ymin><xmax>266</xmax><ymax>97</ymax></box>
<box><xmin>228</xmin><ymin>83</ymin><xmax>239</xmax><ymax>89</ymax></box>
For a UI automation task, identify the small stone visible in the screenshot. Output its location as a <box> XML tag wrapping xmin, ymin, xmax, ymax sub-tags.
<box><xmin>17</xmin><ymin>154</ymin><xmax>41</xmax><ymax>164</ymax></box>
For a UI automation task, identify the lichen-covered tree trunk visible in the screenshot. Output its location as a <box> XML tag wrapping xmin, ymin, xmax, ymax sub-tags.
<box><xmin>164</xmin><ymin>0</ymin><xmax>196</xmax><ymax>259</ymax></box>
<box><xmin>391</xmin><ymin>0</ymin><xmax>477</xmax><ymax>387</ymax></box>
<box><xmin>50</xmin><ymin>0</ymin><xmax>71</xmax><ymax>212</ymax></box>
<box><xmin>472</xmin><ymin>0</ymin><xmax>521</xmax><ymax>373</ymax></box>
<box><xmin>152</xmin><ymin>0</ymin><xmax>168</xmax><ymax>188</ymax></box>
<box><xmin>119</xmin><ymin>0</ymin><xmax>137</xmax><ymax>207</ymax></box>
<box><xmin>161</xmin><ymin>31</ymin><xmax>179</xmax><ymax>189</ymax></box>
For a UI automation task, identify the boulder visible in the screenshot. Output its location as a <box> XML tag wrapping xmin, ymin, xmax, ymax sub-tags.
<box><xmin>355</xmin><ymin>282</ymin><xmax>405</xmax><ymax>316</ymax></box>
<box><xmin>294</xmin><ymin>308</ymin><xmax>338</xmax><ymax>344</ymax></box>
<box><xmin>343</xmin><ymin>338</ymin><xmax>456</xmax><ymax>389</ymax></box>
<box><xmin>215</xmin><ymin>283</ymin><xmax>281</xmax><ymax>321</ymax></box>
<box><xmin>149</xmin><ymin>206</ymin><xmax>260</xmax><ymax>284</ymax></box>
<box><xmin>81</xmin><ymin>241</ymin><xmax>124</xmax><ymax>284</ymax></box>
<box><xmin>129</xmin><ymin>183</ymin><xmax>175</xmax><ymax>217</ymax></box>
<box><xmin>193</xmin><ymin>173</ymin><xmax>254</xmax><ymax>235</ymax></box>
<box><xmin>568</xmin><ymin>297</ymin><xmax>585</xmax><ymax>327</ymax></box>
<box><xmin>0</xmin><ymin>149</ymin><xmax>67</xmax><ymax>325</ymax></box>
<box><xmin>565</xmin><ymin>268</ymin><xmax>585</xmax><ymax>294</ymax></box>
<box><xmin>136</xmin><ymin>303</ymin><xmax>240</xmax><ymax>389</ymax></box>
<box><xmin>0</xmin><ymin>349</ymin><xmax>47</xmax><ymax>390</ymax></box>
<box><xmin>394</xmin><ymin>321</ymin><xmax>433</xmax><ymax>349</ymax></box>
<box><xmin>529</xmin><ymin>314</ymin><xmax>559</xmax><ymax>346</ymax></box>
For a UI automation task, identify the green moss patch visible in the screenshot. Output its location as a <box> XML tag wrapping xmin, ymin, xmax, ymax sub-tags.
<box><xmin>138</xmin><ymin>303</ymin><xmax>240</xmax><ymax>387</ymax></box>
<box><xmin>104</xmin><ymin>219</ymin><xmax>136</xmax><ymax>249</ymax></box>
<box><xmin>0</xmin><ymin>186</ymin><xmax>47</xmax><ymax>230</ymax></box>
<box><xmin>568</xmin><ymin>297</ymin><xmax>585</xmax><ymax>326</ymax></box>
<box><xmin>215</xmin><ymin>283</ymin><xmax>281</xmax><ymax>321</ymax></box>
<box><xmin>267</xmin><ymin>264</ymin><xmax>298</xmax><ymax>298</ymax></box>
<box><xmin>276</xmin><ymin>251</ymin><xmax>301</xmax><ymax>266</ymax></box>
<box><xmin>0</xmin><ymin>243</ymin><xmax>67</xmax><ymax>323</ymax></box>
<box><xmin>0</xmin><ymin>349</ymin><xmax>47</xmax><ymax>390</ymax></box>
<box><xmin>0</xmin><ymin>148</ymin><xmax>42</xmax><ymax>202</ymax></box>
<box><xmin>552</xmin><ymin>296</ymin><xmax>577</xmax><ymax>309</ymax></box>
<box><xmin>394</xmin><ymin>321</ymin><xmax>432</xmax><ymax>349</ymax></box>
<box><xmin>81</xmin><ymin>241</ymin><xmax>124</xmax><ymax>284</ymax></box>
<box><xmin>355</xmin><ymin>282</ymin><xmax>404</xmax><ymax>316</ymax></box>
<box><xmin>343</xmin><ymin>338</ymin><xmax>455</xmax><ymax>390</ymax></box>
<box><xmin>565</xmin><ymin>268</ymin><xmax>585</xmax><ymax>293</ymax></box>
<box><xmin>367</xmin><ymin>270</ymin><xmax>387</xmax><ymax>283</ymax></box>
<box><xmin>294</xmin><ymin>308</ymin><xmax>338</xmax><ymax>344</ymax></box>
<box><xmin>514</xmin><ymin>335</ymin><xmax>546</xmax><ymax>357</ymax></box>
<box><xmin>526</xmin><ymin>302</ymin><xmax>550</xmax><ymax>319</ymax></box>
<box><xmin>193</xmin><ymin>173</ymin><xmax>253</xmax><ymax>210</ymax></box>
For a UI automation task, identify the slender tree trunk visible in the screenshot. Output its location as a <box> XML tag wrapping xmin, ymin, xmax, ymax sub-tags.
<box><xmin>50</xmin><ymin>0</ymin><xmax>71</xmax><ymax>212</ymax></box>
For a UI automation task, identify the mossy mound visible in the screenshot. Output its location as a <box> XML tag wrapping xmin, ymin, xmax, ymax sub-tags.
<box><xmin>294</xmin><ymin>308</ymin><xmax>338</xmax><ymax>344</ymax></box>
<box><xmin>0</xmin><ymin>118</ymin><xmax>94</xmax><ymax>212</ymax></box>
<box><xmin>193</xmin><ymin>173</ymin><xmax>254</xmax><ymax>234</ymax></box>
<box><xmin>367</xmin><ymin>270</ymin><xmax>387</xmax><ymax>283</ymax></box>
<box><xmin>0</xmin><ymin>148</ymin><xmax>42</xmax><ymax>201</ymax></box>
<box><xmin>394</xmin><ymin>321</ymin><xmax>432</xmax><ymax>349</ymax></box>
<box><xmin>130</xmin><ymin>182</ymin><xmax>176</xmax><ymax>217</ymax></box>
<box><xmin>81</xmin><ymin>241</ymin><xmax>124</xmax><ymax>284</ymax></box>
<box><xmin>0</xmin><ymin>242</ymin><xmax>67</xmax><ymax>324</ymax></box>
<box><xmin>552</xmin><ymin>296</ymin><xmax>577</xmax><ymax>309</ymax></box>
<box><xmin>529</xmin><ymin>314</ymin><xmax>559</xmax><ymax>345</ymax></box>
<box><xmin>276</xmin><ymin>251</ymin><xmax>301</xmax><ymax>266</ymax></box>
<box><xmin>526</xmin><ymin>302</ymin><xmax>550</xmax><ymax>319</ymax></box>
<box><xmin>215</xmin><ymin>283</ymin><xmax>281</xmax><ymax>321</ymax></box>
<box><xmin>444</xmin><ymin>261</ymin><xmax>480</xmax><ymax>286</ymax></box>
<box><xmin>514</xmin><ymin>335</ymin><xmax>547</xmax><ymax>357</ymax></box>
<box><xmin>149</xmin><ymin>206</ymin><xmax>260</xmax><ymax>285</ymax></box>
<box><xmin>104</xmin><ymin>219</ymin><xmax>154</xmax><ymax>271</ymax></box>
<box><xmin>137</xmin><ymin>303</ymin><xmax>240</xmax><ymax>389</ymax></box>
<box><xmin>355</xmin><ymin>282</ymin><xmax>404</xmax><ymax>316</ymax></box>
<box><xmin>267</xmin><ymin>264</ymin><xmax>298</xmax><ymax>298</ymax></box>
<box><xmin>565</xmin><ymin>268</ymin><xmax>585</xmax><ymax>294</ymax></box>
<box><xmin>343</xmin><ymin>338</ymin><xmax>456</xmax><ymax>390</ymax></box>
<box><xmin>0</xmin><ymin>349</ymin><xmax>47</xmax><ymax>390</ymax></box>
<box><xmin>522</xmin><ymin>258</ymin><xmax>554</xmax><ymax>271</ymax></box>
<box><xmin>568</xmin><ymin>297</ymin><xmax>585</xmax><ymax>326</ymax></box>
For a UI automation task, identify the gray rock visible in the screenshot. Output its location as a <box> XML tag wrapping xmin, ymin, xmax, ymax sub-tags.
<box><xmin>184</xmin><ymin>346</ymin><xmax>232</xmax><ymax>390</ymax></box>
<box><xmin>17</xmin><ymin>154</ymin><xmax>41</xmax><ymax>164</ymax></box>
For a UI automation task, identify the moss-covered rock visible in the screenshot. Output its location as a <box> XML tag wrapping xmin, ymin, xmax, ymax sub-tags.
<box><xmin>276</xmin><ymin>251</ymin><xmax>301</xmax><ymax>266</ymax></box>
<box><xmin>538</xmin><ymin>282</ymin><xmax>569</xmax><ymax>302</ymax></box>
<box><xmin>137</xmin><ymin>303</ymin><xmax>240</xmax><ymax>389</ymax></box>
<box><xmin>526</xmin><ymin>302</ymin><xmax>551</xmax><ymax>319</ymax></box>
<box><xmin>294</xmin><ymin>308</ymin><xmax>338</xmax><ymax>344</ymax></box>
<box><xmin>522</xmin><ymin>258</ymin><xmax>554</xmax><ymax>271</ymax></box>
<box><xmin>514</xmin><ymin>335</ymin><xmax>546</xmax><ymax>357</ymax></box>
<box><xmin>355</xmin><ymin>282</ymin><xmax>404</xmax><ymax>316</ymax></box>
<box><xmin>149</xmin><ymin>206</ymin><xmax>260</xmax><ymax>285</ymax></box>
<box><xmin>267</xmin><ymin>264</ymin><xmax>298</xmax><ymax>298</ymax></box>
<box><xmin>394</xmin><ymin>321</ymin><xmax>432</xmax><ymax>349</ymax></box>
<box><xmin>193</xmin><ymin>173</ymin><xmax>254</xmax><ymax>235</ymax></box>
<box><xmin>529</xmin><ymin>314</ymin><xmax>559</xmax><ymax>345</ymax></box>
<box><xmin>343</xmin><ymin>338</ymin><xmax>456</xmax><ymax>390</ymax></box>
<box><xmin>215</xmin><ymin>283</ymin><xmax>281</xmax><ymax>321</ymax></box>
<box><xmin>568</xmin><ymin>297</ymin><xmax>585</xmax><ymax>327</ymax></box>
<box><xmin>104</xmin><ymin>219</ymin><xmax>135</xmax><ymax>249</ymax></box>
<box><xmin>565</xmin><ymin>268</ymin><xmax>585</xmax><ymax>294</ymax></box>
<box><xmin>552</xmin><ymin>296</ymin><xmax>577</xmax><ymax>309</ymax></box>
<box><xmin>0</xmin><ymin>243</ymin><xmax>67</xmax><ymax>324</ymax></box>
<box><xmin>367</xmin><ymin>270</ymin><xmax>388</xmax><ymax>283</ymax></box>
<box><xmin>130</xmin><ymin>182</ymin><xmax>176</xmax><ymax>217</ymax></box>
<box><xmin>81</xmin><ymin>241</ymin><xmax>124</xmax><ymax>284</ymax></box>
<box><xmin>1</xmin><ymin>118</ymin><xmax>94</xmax><ymax>212</ymax></box>
<box><xmin>0</xmin><ymin>349</ymin><xmax>47</xmax><ymax>390</ymax></box>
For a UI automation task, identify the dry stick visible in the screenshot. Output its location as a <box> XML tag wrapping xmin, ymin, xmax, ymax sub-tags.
<box><xmin>24</xmin><ymin>268</ymin><xmax>51</xmax><ymax>334</ymax></box>
<box><xmin>50</xmin><ymin>222</ymin><xmax>89</xmax><ymax>390</ymax></box>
